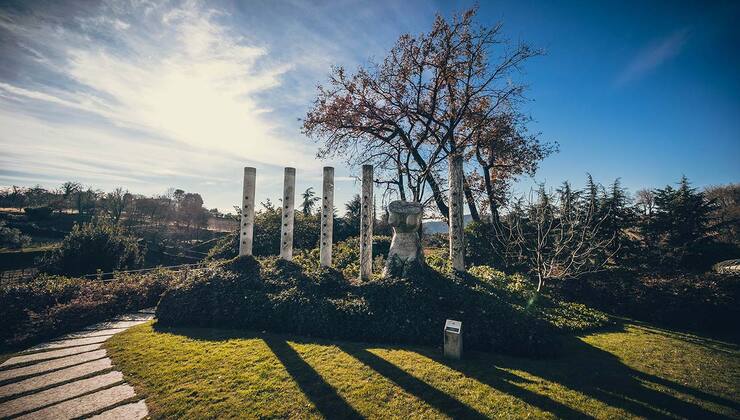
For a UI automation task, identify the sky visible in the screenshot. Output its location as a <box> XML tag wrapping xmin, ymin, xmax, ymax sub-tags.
<box><xmin>0</xmin><ymin>0</ymin><xmax>738</xmax><ymax>212</ymax></box>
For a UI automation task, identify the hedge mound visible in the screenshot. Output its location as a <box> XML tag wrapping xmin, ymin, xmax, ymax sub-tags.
<box><xmin>156</xmin><ymin>257</ymin><xmax>611</xmax><ymax>357</ymax></box>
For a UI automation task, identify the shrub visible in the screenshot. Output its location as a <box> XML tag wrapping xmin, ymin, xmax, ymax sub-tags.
<box><xmin>43</xmin><ymin>220</ymin><xmax>145</xmax><ymax>277</ymax></box>
<box><xmin>157</xmin><ymin>257</ymin><xmax>612</xmax><ymax>357</ymax></box>
<box><xmin>0</xmin><ymin>270</ymin><xmax>175</xmax><ymax>348</ymax></box>
<box><xmin>206</xmin><ymin>231</ymin><xmax>238</xmax><ymax>260</ymax></box>
<box><xmin>207</xmin><ymin>213</ymin><xmax>353</xmax><ymax>260</ymax></box>
<box><xmin>329</xmin><ymin>236</ymin><xmax>391</xmax><ymax>278</ymax></box>
<box><xmin>24</xmin><ymin>206</ymin><xmax>53</xmax><ymax>220</ymax></box>
<box><xmin>0</xmin><ymin>220</ymin><xmax>31</xmax><ymax>249</ymax></box>
<box><xmin>558</xmin><ymin>269</ymin><xmax>740</xmax><ymax>334</ymax></box>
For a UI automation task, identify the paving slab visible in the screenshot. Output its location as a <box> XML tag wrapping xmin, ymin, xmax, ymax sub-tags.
<box><xmin>90</xmin><ymin>399</ymin><xmax>148</xmax><ymax>420</ymax></box>
<box><xmin>16</xmin><ymin>384</ymin><xmax>136</xmax><ymax>420</ymax></box>
<box><xmin>83</xmin><ymin>319</ymin><xmax>150</xmax><ymax>331</ymax></box>
<box><xmin>23</xmin><ymin>335</ymin><xmax>115</xmax><ymax>353</ymax></box>
<box><xmin>0</xmin><ymin>371</ymin><xmax>123</xmax><ymax>417</ymax></box>
<box><xmin>0</xmin><ymin>358</ymin><xmax>112</xmax><ymax>399</ymax></box>
<box><xmin>1</xmin><ymin>344</ymin><xmax>102</xmax><ymax>368</ymax></box>
<box><xmin>112</xmin><ymin>313</ymin><xmax>153</xmax><ymax>322</ymax></box>
<box><xmin>0</xmin><ymin>310</ymin><xmax>150</xmax><ymax>417</ymax></box>
<box><xmin>0</xmin><ymin>350</ymin><xmax>107</xmax><ymax>382</ymax></box>
<box><xmin>56</xmin><ymin>328</ymin><xmax>129</xmax><ymax>341</ymax></box>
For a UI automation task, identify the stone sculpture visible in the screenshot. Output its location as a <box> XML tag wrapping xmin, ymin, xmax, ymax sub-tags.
<box><xmin>383</xmin><ymin>200</ymin><xmax>425</xmax><ymax>277</ymax></box>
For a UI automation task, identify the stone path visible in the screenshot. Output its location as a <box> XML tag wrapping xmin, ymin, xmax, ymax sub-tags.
<box><xmin>0</xmin><ymin>310</ymin><xmax>153</xmax><ymax>419</ymax></box>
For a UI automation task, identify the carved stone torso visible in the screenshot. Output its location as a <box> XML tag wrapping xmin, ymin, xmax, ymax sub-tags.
<box><xmin>384</xmin><ymin>200</ymin><xmax>425</xmax><ymax>277</ymax></box>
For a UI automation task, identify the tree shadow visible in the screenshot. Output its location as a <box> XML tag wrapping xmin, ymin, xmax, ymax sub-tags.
<box><xmin>263</xmin><ymin>337</ymin><xmax>363</xmax><ymax>419</ymax></box>
<box><xmin>338</xmin><ymin>342</ymin><xmax>593</xmax><ymax>419</ymax></box>
<box><xmin>153</xmin><ymin>325</ymin><xmax>363</xmax><ymax>419</ymax></box>
<box><xmin>336</xmin><ymin>343</ymin><xmax>491</xmax><ymax>419</ymax></box>
<box><xmin>153</xmin><ymin>324</ymin><xmax>738</xmax><ymax>419</ymax></box>
<box><xmin>433</xmin><ymin>336</ymin><xmax>738</xmax><ymax>419</ymax></box>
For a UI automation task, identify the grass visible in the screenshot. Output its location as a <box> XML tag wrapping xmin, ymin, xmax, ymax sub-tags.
<box><xmin>105</xmin><ymin>321</ymin><xmax>739</xmax><ymax>419</ymax></box>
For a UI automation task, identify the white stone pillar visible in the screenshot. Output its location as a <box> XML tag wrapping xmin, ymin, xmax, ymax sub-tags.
<box><xmin>449</xmin><ymin>153</ymin><xmax>465</xmax><ymax>271</ymax></box>
<box><xmin>359</xmin><ymin>164</ymin><xmax>374</xmax><ymax>280</ymax></box>
<box><xmin>280</xmin><ymin>167</ymin><xmax>296</xmax><ymax>260</ymax></box>
<box><xmin>320</xmin><ymin>166</ymin><xmax>334</xmax><ymax>267</ymax></box>
<box><xmin>239</xmin><ymin>167</ymin><xmax>256</xmax><ymax>256</ymax></box>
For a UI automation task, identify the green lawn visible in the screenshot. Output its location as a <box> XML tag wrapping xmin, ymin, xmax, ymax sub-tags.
<box><xmin>106</xmin><ymin>321</ymin><xmax>739</xmax><ymax>419</ymax></box>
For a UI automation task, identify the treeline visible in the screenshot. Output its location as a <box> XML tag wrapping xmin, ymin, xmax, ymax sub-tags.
<box><xmin>0</xmin><ymin>182</ymin><xmax>218</xmax><ymax>231</ymax></box>
<box><xmin>466</xmin><ymin>176</ymin><xmax>739</xmax><ymax>289</ymax></box>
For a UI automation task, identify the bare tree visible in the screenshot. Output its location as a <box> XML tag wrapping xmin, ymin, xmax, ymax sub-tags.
<box><xmin>635</xmin><ymin>188</ymin><xmax>655</xmax><ymax>216</ymax></box>
<box><xmin>470</xmin><ymin>111</ymin><xmax>557</xmax><ymax>224</ymax></box>
<box><xmin>104</xmin><ymin>187</ymin><xmax>131</xmax><ymax>223</ymax></box>
<box><xmin>503</xmin><ymin>183</ymin><xmax>617</xmax><ymax>291</ymax></box>
<box><xmin>303</xmin><ymin>7</ymin><xmax>542</xmax><ymax>220</ymax></box>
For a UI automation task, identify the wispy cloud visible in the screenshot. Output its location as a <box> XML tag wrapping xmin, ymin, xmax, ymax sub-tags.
<box><xmin>0</xmin><ymin>1</ymin><xmax>315</xmax><ymax>167</ymax></box>
<box><xmin>615</xmin><ymin>28</ymin><xmax>691</xmax><ymax>87</ymax></box>
<box><xmin>0</xmin><ymin>0</ymin><xmax>435</xmax><ymax>209</ymax></box>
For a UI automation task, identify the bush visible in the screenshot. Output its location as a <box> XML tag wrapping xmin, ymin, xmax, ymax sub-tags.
<box><xmin>558</xmin><ymin>269</ymin><xmax>740</xmax><ymax>335</ymax></box>
<box><xmin>157</xmin><ymin>256</ymin><xmax>612</xmax><ymax>357</ymax></box>
<box><xmin>0</xmin><ymin>220</ymin><xmax>31</xmax><ymax>249</ymax></box>
<box><xmin>24</xmin><ymin>206</ymin><xmax>53</xmax><ymax>220</ymax></box>
<box><xmin>43</xmin><ymin>220</ymin><xmax>145</xmax><ymax>277</ymax></box>
<box><xmin>0</xmin><ymin>270</ymin><xmax>175</xmax><ymax>348</ymax></box>
<box><xmin>207</xmin><ymin>212</ymin><xmax>345</xmax><ymax>260</ymax></box>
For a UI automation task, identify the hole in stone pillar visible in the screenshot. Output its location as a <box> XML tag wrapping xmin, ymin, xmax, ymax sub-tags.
<box><xmin>242</xmin><ymin>241</ymin><xmax>246</xmax><ymax>244</ymax></box>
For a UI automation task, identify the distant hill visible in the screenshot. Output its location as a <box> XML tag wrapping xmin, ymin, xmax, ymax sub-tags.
<box><xmin>422</xmin><ymin>214</ymin><xmax>474</xmax><ymax>234</ymax></box>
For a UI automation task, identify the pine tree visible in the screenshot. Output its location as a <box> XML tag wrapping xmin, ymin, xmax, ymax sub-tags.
<box><xmin>600</xmin><ymin>178</ymin><xmax>635</xmax><ymax>261</ymax></box>
<box><xmin>648</xmin><ymin>176</ymin><xmax>715</xmax><ymax>268</ymax></box>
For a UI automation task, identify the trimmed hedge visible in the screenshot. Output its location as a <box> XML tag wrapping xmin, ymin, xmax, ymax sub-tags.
<box><xmin>0</xmin><ymin>270</ymin><xmax>174</xmax><ymax>349</ymax></box>
<box><xmin>157</xmin><ymin>256</ymin><xmax>612</xmax><ymax>357</ymax></box>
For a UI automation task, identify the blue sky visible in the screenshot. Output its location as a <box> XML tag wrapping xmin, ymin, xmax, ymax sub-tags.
<box><xmin>0</xmin><ymin>0</ymin><xmax>738</xmax><ymax>212</ymax></box>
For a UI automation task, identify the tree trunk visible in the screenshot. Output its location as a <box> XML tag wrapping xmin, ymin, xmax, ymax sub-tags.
<box><xmin>462</xmin><ymin>175</ymin><xmax>480</xmax><ymax>222</ymax></box>
<box><xmin>397</xmin><ymin>165</ymin><xmax>406</xmax><ymax>201</ymax></box>
<box><xmin>405</xmin><ymin>141</ymin><xmax>449</xmax><ymax>217</ymax></box>
<box><xmin>481</xmin><ymin>167</ymin><xmax>500</xmax><ymax>225</ymax></box>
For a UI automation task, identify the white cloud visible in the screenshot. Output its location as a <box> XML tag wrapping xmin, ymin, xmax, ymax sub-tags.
<box><xmin>0</xmin><ymin>0</ymin><xmax>438</xmax><ymax>210</ymax></box>
<box><xmin>615</xmin><ymin>28</ymin><xmax>691</xmax><ymax>87</ymax></box>
<box><xmin>0</xmin><ymin>0</ymin><xmax>317</xmax><ymax>172</ymax></box>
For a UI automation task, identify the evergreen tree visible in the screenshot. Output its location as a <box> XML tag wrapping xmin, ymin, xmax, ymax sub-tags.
<box><xmin>600</xmin><ymin>179</ymin><xmax>635</xmax><ymax>261</ymax></box>
<box><xmin>647</xmin><ymin>176</ymin><xmax>715</xmax><ymax>268</ymax></box>
<box><xmin>300</xmin><ymin>187</ymin><xmax>320</xmax><ymax>215</ymax></box>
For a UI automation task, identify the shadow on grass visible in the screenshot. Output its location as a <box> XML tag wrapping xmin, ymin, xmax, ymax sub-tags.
<box><xmin>440</xmin><ymin>335</ymin><xmax>738</xmax><ymax>420</ymax></box>
<box><xmin>154</xmin><ymin>323</ymin><xmax>738</xmax><ymax>419</ymax></box>
<box><xmin>336</xmin><ymin>344</ymin><xmax>490</xmax><ymax>419</ymax></box>
<box><xmin>263</xmin><ymin>337</ymin><xmax>363</xmax><ymax>419</ymax></box>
